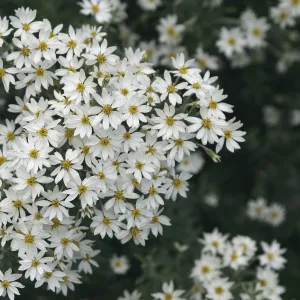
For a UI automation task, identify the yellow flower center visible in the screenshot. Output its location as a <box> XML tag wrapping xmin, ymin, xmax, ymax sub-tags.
<box><xmin>102</xmin><ymin>104</ymin><xmax>112</xmax><ymax>115</ymax></box>
<box><xmin>292</xmin><ymin>0</ymin><xmax>299</xmax><ymax>5</ymax></box>
<box><xmin>97</xmin><ymin>54</ymin><xmax>107</xmax><ymax>64</ymax></box>
<box><xmin>166</xmin><ymin>116</ymin><xmax>174</xmax><ymax>126</ymax></box>
<box><xmin>0</xmin><ymin>156</ymin><xmax>7</xmax><ymax>165</ymax></box>
<box><xmin>280</xmin><ymin>11</ymin><xmax>287</xmax><ymax>20</ymax></box>
<box><xmin>135</xmin><ymin>161</ymin><xmax>144</xmax><ymax>170</ymax></box>
<box><xmin>129</xmin><ymin>105</ymin><xmax>138</xmax><ymax>114</ymax></box>
<box><xmin>167</xmin><ymin>85</ymin><xmax>176</xmax><ymax>93</ymax></box>
<box><xmin>199</xmin><ymin>59</ymin><xmax>206</xmax><ymax>68</ymax></box>
<box><xmin>202</xmin><ymin>119</ymin><xmax>212</xmax><ymax>129</ymax></box>
<box><xmin>82</xmin><ymin>145</ymin><xmax>90</xmax><ymax>155</ymax></box>
<box><xmin>7</xmin><ymin>132</ymin><xmax>15</xmax><ymax>141</ymax></box>
<box><xmin>152</xmin><ymin>216</ymin><xmax>159</xmax><ymax>223</ymax></box>
<box><xmin>267</xmin><ymin>253</ymin><xmax>274</xmax><ymax>261</ymax></box>
<box><xmin>98</xmin><ymin>171</ymin><xmax>105</xmax><ymax>179</ymax></box>
<box><xmin>121</xmin><ymin>88</ymin><xmax>129</xmax><ymax>96</ymax></box>
<box><xmin>252</xmin><ymin>27</ymin><xmax>261</xmax><ymax>37</ymax></box>
<box><xmin>44</xmin><ymin>272</ymin><xmax>52</xmax><ymax>279</ymax></box>
<box><xmin>26</xmin><ymin>177</ymin><xmax>36</xmax><ymax>186</ymax></box>
<box><xmin>13</xmin><ymin>200</ymin><xmax>23</xmax><ymax>209</ymax></box>
<box><xmin>102</xmin><ymin>217</ymin><xmax>111</xmax><ymax>225</ymax></box>
<box><xmin>61</xmin><ymin>238</ymin><xmax>70</xmax><ymax>246</ymax></box>
<box><xmin>21</xmin><ymin>47</ymin><xmax>31</xmax><ymax>56</ymax></box>
<box><xmin>35</xmin><ymin>67</ymin><xmax>45</xmax><ymax>77</ymax></box>
<box><xmin>132</xmin><ymin>208</ymin><xmax>140</xmax><ymax>218</ymax></box>
<box><xmin>114</xmin><ymin>190</ymin><xmax>124</xmax><ymax>200</ymax></box>
<box><xmin>215</xmin><ymin>286</ymin><xmax>224</xmax><ymax>295</ymax></box>
<box><xmin>92</xmin><ymin>4</ymin><xmax>99</xmax><ymax>13</ymax></box>
<box><xmin>68</xmin><ymin>40</ymin><xmax>77</xmax><ymax>49</ymax></box>
<box><xmin>68</xmin><ymin>66</ymin><xmax>76</xmax><ymax>72</ymax></box>
<box><xmin>146</xmin><ymin>145</ymin><xmax>156</xmax><ymax>155</ymax></box>
<box><xmin>81</xmin><ymin>115</ymin><xmax>90</xmax><ymax>124</ymax></box>
<box><xmin>0</xmin><ymin>68</ymin><xmax>6</xmax><ymax>78</ymax></box>
<box><xmin>174</xmin><ymin>139</ymin><xmax>184</xmax><ymax>147</ymax></box>
<box><xmin>173</xmin><ymin>178</ymin><xmax>182</xmax><ymax>188</ymax></box>
<box><xmin>167</xmin><ymin>27</ymin><xmax>175</xmax><ymax>36</ymax></box>
<box><xmin>149</xmin><ymin>187</ymin><xmax>157</xmax><ymax>196</ymax></box>
<box><xmin>51</xmin><ymin>199</ymin><xmax>60</xmax><ymax>207</ymax></box>
<box><xmin>65</xmin><ymin>128</ymin><xmax>75</xmax><ymax>139</ymax></box>
<box><xmin>179</xmin><ymin>66</ymin><xmax>188</xmax><ymax>74</ymax></box>
<box><xmin>76</xmin><ymin>82</ymin><xmax>85</xmax><ymax>92</ymax></box>
<box><xmin>78</xmin><ymin>185</ymin><xmax>87</xmax><ymax>195</ymax></box>
<box><xmin>271</xmin><ymin>211</ymin><xmax>279</xmax><ymax>219</ymax></box>
<box><xmin>201</xmin><ymin>265</ymin><xmax>210</xmax><ymax>273</ymax></box>
<box><xmin>22</xmin><ymin>23</ymin><xmax>30</xmax><ymax>31</ymax></box>
<box><xmin>260</xmin><ymin>279</ymin><xmax>267</xmax><ymax>287</ymax></box>
<box><xmin>228</xmin><ymin>38</ymin><xmax>236</xmax><ymax>46</ymax></box>
<box><xmin>146</xmin><ymin>86</ymin><xmax>153</xmax><ymax>93</ymax></box>
<box><xmin>29</xmin><ymin>148</ymin><xmax>39</xmax><ymax>159</ymax></box>
<box><xmin>38</xmin><ymin>127</ymin><xmax>48</xmax><ymax>137</ymax></box>
<box><xmin>212</xmin><ymin>241</ymin><xmax>219</xmax><ymax>248</ymax></box>
<box><xmin>193</xmin><ymin>82</ymin><xmax>200</xmax><ymax>89</ymax></box>
<box><xmin>38</xmin><ymin>41</ymin><xmax>48</xmax><ymax>51</ymax></box>
<box><xmin>1</xmin><ymin>280</ymin><xmax>10</xmax><ymax>288</ymax></box>
<box><xmin>209</xmin><ymin>100</ymin><xmax>217</xmax><ymax>109</ymax></box>
<box><xmin>130</xmin><ymin>226</ymin><xmax>140</xmax><ymax>237</ymax></box>
<box><xmin>224</xmin><ymin>129</ymin><xmax>232</xmax><ymax>139</ymax></box>
<box><xmin>61</xmin><ymin>160</ymin><xmax>71</xmax><ymax>169</ymax></box>
<box><xmin>123</xmin><ymin>132</ymin><xmax>131</xmax><ymax>140</ymax></box>
<box><xmin>52</xmin><ymin>218</ymin><xmax>61</xmax><ymax>228</ymax></box>
<box><xmin>99</xmin><ymin>137</ymin><xmax>110</xmax><ymax>146</ymax></box>
<box><xmin>32</xmin><ymin>258</ymin><xmax>40</xmax><ymax>267</ymax></box>
<box><xmin>34</xmin><ymin>212</ymin><xmax>42</xmax><ymax>220</ymax></box>
<box><xmin>24</xmin><ymin>233</ymin><xmax>35</xmax><ymax>244</ymax></box>
<box><xmin>231</xmin><ymin>251</ymin><xmax>238</xmax><ymax>261</ymax></box>
<box><xmin>164</xmin><ymin>293</ymin><xmax>173</xmax><ymax>300</ymax></box>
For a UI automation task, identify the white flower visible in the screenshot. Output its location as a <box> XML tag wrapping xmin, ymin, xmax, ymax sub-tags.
<box><xmin>265</xmin><ymin>203</ymin><xmax>286</xmax><ymax>226</ymax></box>
<box><xmin>149</xmin><ymin>208</ymin><xmax>171</xmax><ymax>236</ymax></box>
<box><xmin>171</xmin><ymin>53</ymin><xmax>197</xmax><ymax>77</ymax></box>
<box><xmin>153</xmin><ymin>70</ymin><xmax>187</xmax><ymax>106</ymax></box>
<box><xmin>281</xmin><ymin>0</ymin><xmax>300</xmax><ymax>17</ymax></box>
<box><xmin>270</xmin><ymin>5</ymin><xmax>295</xmax><ymax>29</ymax></box>
<box><xmin>110</xmin><ymin>255</ymin><xmax>130</xmax><ymax>275</ymax></box>
<box><xmin>34</xmin><ymin>266</ymin><xmax>65</xmax><ymax>292</ymax></box>
<box><xmin>118</xmin><ymin>289</ymin><xmax>142</xmax><ymax>300</ymax></box>
<box><xmin>0</xmin><ymin>119</ymin><xmax>22</xmax><ymax>146</ymax></box>
<box><xmin>205</xmin><ymin>277</ymin><xmax>233</xmax><ymax>300</ymax></box>
<box><xmin>79</xmin><ymin>0</ymin><xmax>113</xmax><ymax>23</ymax></box>
<box><xmin>0</xmin><ymin>269</ymin><xmax>24</xmax><ymax>300</ymax></box>
<box><xmin>78</xmin><ymin>249</ymin><xmax>100</xmax><ymax>274</ymax></box>
<box><xmin>18</xmin><ymin>251</ymin><xmax>53</xmax><ymax>281</ymax></box>
<box><xmin>222</xmin><ymin>245</ymin><xmax>248</xmax><ymax>270</ymax></box>
<box><xmin>138</xmin><ymin>0</ymin><xmax>161</xmax><ymax>11</ymax></box>
<box><xmin>176</xmin><ymin>152</ymin><xmax>205</xmax><ymax>175</ymax></box>
<box><xmin>195</xmin><ymin>47</ymin><xmax>219</xmax><ymax>70</ymax></box>
<box><xmin>203</xmin><ymin>193</ymin><xmax>219</xmax><ymax>207</ymax></box>
<box><xmin>0</xmin><ymin>16</ymin><xmax>13</xmax><ymax>47</ymax></box>
<box><xmin>247</xmin><ymin>197</ymin><xmax>268</xmax><ymax>221</ymax></box>
<box><xmin>152</xmin><ymin>281</ymin><xmax>185</xmax><ymax>300</ymax></box>
<box><xmin>232</xmin><ymin>236</ymin><xmax>257</xmax><ymax>259</ymax></box>
<box><xmin>259</xmin><ymin>241</ymin><xmax>286</xmax><ymax>270</ymax></box>
<box><xmin>199</xmin><ymin>229</ymin><xmax>228</xmax><ymax>255</ymax></box>
<box><xmin>216</xmin><ymin>27</ymin><xmax>246</xmax><ymax>58</ymax></box>
<box><xmin>0</xmin><ymin>58</ymin><xmax>16</xmax><ymax>93</ymax></box>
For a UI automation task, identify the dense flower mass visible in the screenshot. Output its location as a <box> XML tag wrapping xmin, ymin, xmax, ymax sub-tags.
<box><xmin>0</xmin><ymin>5</ymin><xmax>245</xmax><ymax>299</ymax></box>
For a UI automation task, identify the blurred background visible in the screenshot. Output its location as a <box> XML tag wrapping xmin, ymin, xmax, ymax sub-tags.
<box><xmin>0</xmin><ymin>0</ymin><xmax>300</xmax><ymax>299</ymax></box>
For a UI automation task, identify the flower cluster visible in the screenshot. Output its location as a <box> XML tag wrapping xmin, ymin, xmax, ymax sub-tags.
<box><xmin>0</xmin><ymin>6</ymin><xmax>244</xmax><ymax>299</ymax></box>
<box><xmin>247</xmin><ymin>198</ymin><xmax>286</xmax><ymax>227</ymax></box>
<box><xmin>117</xmin><ymin>229</ymin><xmax>287</xmax><ymax>300</ymax></box>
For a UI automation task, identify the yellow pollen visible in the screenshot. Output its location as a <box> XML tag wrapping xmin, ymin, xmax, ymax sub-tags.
<box><xmin>132</xmin><ymin>208</ymin><xmax>140</xmax><ymax>217</ymax></box>
<box><xmin>78</xmin><ymin>185</ymin><xmax>87</xmax><ymax>195</ymax></box>
<box><xmin>91</xmin><ymin>31</ymin><xmax>97</xmax><ymax>38</ymax></box>
<box><xmin>35</xmin><ymin>67</ymin><xmax>45</xmax><ymax>77</ymax></box>
<box><xmin>256</xmin><ymin>206</ymin><xmax>264</xmax><ymax>214</ymax></box>
<box><xmin>231</xmin><ymin>251</ymin><xmax>238</xmax><ymax>261</ymax></box>
<box><xmin>168</xmin><ymin>51</ymin><xmax>176</xmax><ymax>58</ymax></box>
<box><xmin>193</xmin><ymin>82</ymin><xmax>200</xmax><ymax>89</ymax></box>
<box><xmin>132</xmin><ymin>178</ymin><xmax>139</xmax><ymax>186</ymax></box>
<box><xmin>0</xmin><ymin>68</ymin><xmax>6</xmax><ymax>78</ymax></box>
<box><xmin>34</xmin><ymin>212</ymin><xmax>42</xmax><ymax>220</ymax></box>
<box><xmin>179</xmin><ymin>66</ymin><xmax>188</xmax><ymax>74</ymax></box>
<box><xmin>130</xmin><ymin>226</ymin><xmax>140</xmax><ymax>237</ymax></box>
<box><xmin>224</xmin><ymin>129</ymin><xmax>232</xmax><ymax>139</ymax></box>
<box><xmin>199</xmin><ymin>59</ymin><xmax>206</xmax><ymax>68</ymax></box>
<box><xmin>280</xmin><ymin>11</ymin><xmax>287</xmax><ymax>20</ymax></box>
<box><xmin>0</xmin><ymin>156</ymin><xmax>7</xmax><ymax>165</ymax></box>
<box><xmin>164</xmin><ymin>293</ymin><xmax>173</xmax><ymax>300</ymax></box>
<box><xmin>260</xmin><ymin>279</ymin><xmax>268</xmax><ymax>287</ymax></box>
<box><xmin>65</xmin><ymin>128</ymin><xmax>75</xmax><ymax>139</ymax></box>
<box><xmin>38</xmin><ymin>41</ymin><xmax>48</xmax><ymax>51</ymax></box>
<box><xmin>32</xmin><ymin>258</ymin><xmax>40</xmax><ymax>267</ymax></box>
<box><xmin>81</xmin><ymin>115</ymin><xmax>90</xmax><ymax>124</ymax></box>
<box><xmin>167</xmin><ymin>85</ymin><xmax>176</xmax><ymax>93</ymax></box>
<box><xmin>152</xmin><ymin>216</ymin><xmax>159</xmax><ymax>223</ymax></box>
<box><xmin>252</xmin><ymin>27</ymin><xmax>261</xmax><ymax>37</ymax></box>
<box><xmin>267</xmin><ymin>253</ymin><xmax>274</xmax><ymax>261</ymax></box>
<box><xmin>202</xmin><ymin>118</ymin><xmax>212</xmax><ymax>129</ymax></box>
<box><xmin>135</xmin><ymin>161</ymin><xmax>144</xmax><ymax>170</ymax></box>
<box><xmin>209</xmin><ymin>100</ymin><xmax>218</xmax><ymax>109</ymax></box>
<box><xmin>114</xmin><ymin>190</ymin><xmax>124</xmax><ymax>200</ymax></box>
<box><xmin>271</xmin><ymin>211</ymin><xmax>279</xmax><ymax>219</ymax></box>
<box><xmin>146</xmin><ymin>86</ymin><xmax>153</xmax><ymax>93</ymax></box>
<box><xmin>121</xmin><ymin>88</ymin><xmax>129</xmax><ymax>96</ymax></box>
<box><xmin>82</xmin><ymin>145</ymin><xmax>90</xmax><ymax>155</ymax></box>
<box><xmin>166</xmin><ymin>116</ymin><xmax>174</xmax><ymax>126</ymax></box>
<box><xmin>61</xmin><ymin>160</ymin><xmax>71</xmax><ymax>169</ymax></box>
<box><xmin>24</xmin><ymin>233</ymin><xmax>35</xmax><ymax>244</ymax></box>
<box><xmin>129</xmin><ymin>105</ymin><xmax>138</xmax><ymax>114</ymax></box>
<box><xmin>99</xmin><ymin>137</ymin><xmax>110</xmax><ymax>146</ymax></box>
<box><xmin>44</xmin><ymin>272</ymin><xmax>52</xmax><ymax>279</ymax></box>
<box><xmin>76</xmin><ymin>82</ymin><xmax>85</xmax><ymax>92</ymax></box>
<box><xmin>1</xmin><ymin>280</ymin><xmax>10</xmax><ymax>288</ymax></box>
<box><xmin>38</xmin><ymin>127</ymin><xmax>48</xmax><ymax>137</ymax></box>
<box><xmin>146</xmin><ymin>145</ymin><xmax>156</xmax><ymax>155</ymax></box>
<box><xmin>102</xmin><ymin>104</ymin><xmax>112</xmax><ymax>115</ymax></box>
<box><xmin>228</xmin><ymin>38</ymin><xmax>236</xmax><ymax>46</ymax></box>
<box><xmin>22</xmin><ymin>23</ymin><xmax>30</xmax><ymax>31</ymax></box>
<box><xmin>7</xmin><ymin>132</ymin><xmax>15</xmax><ymax>141</ymax></box>
<box><xmin>49</xmin><ymin>32</ymin><xmax>56</xmax><ymax>38</ymax></box>
<box><xmin>97</xmin><ymin>54</ymin><xmax>107</xmax><ymax>64</ymax></box>
<box><xmin>102</xmin><ymin>217</ymin><xmax>111</xmax><ymax>225</ymax></box>
<box><xmin>62</xmin><ymin>276</ymin><xmax>69</xmax><ymax>282</ymax></box>
<box><xmin>173</xmin><ymin>178</ymin><xmax>182</xmax><ymax>188</ymax></box>
<box><xmin>292</xmin><ymin>0</ymin><xmax>299</xmax><ymax>5</ymax></box>
<box><xmin>67</xmin><ymin>40</ymin><xmax>77</xmax><ymax>49</ymax></box>
<box><xmin>215</xmin><ymin>286</ymin><xmax>224</xmax><ymax>295</ymax></box>
<box><xmin>26</xmin><ymin>177</ymin><xmax>36</xmax><ymax>186</ymax></box>
<box><xmin>118</xmin><ymin>71</ymin><xmax>125</xmax><ymax>77</ymax></box>
<box><xmin>201</xmin><ymin>265</ymin><xmax>210</xmax><ymax>273</ymax></box>
<box><xmin>29</xmin><ymin>148</ymin><xmax>39</xmax><ymax>159</ymax></box>
<box><xmin>98</xmin><ymin>171</ymin><xmax>105</xmax><ymax>179</ymax></box>
<box><xmin>212</xmin><ymin>241</ymin><xmax>219</xmax><ymax>248</ymax></box>
<box><xmin>123</xmin><ymin>132</ymin><xmax>131</xmax><ymax>140</ymax></box>
<box><xmin>92</xmin><ymin>4</ymin><xmax>99</xmax><ymax>13</ymax></box>
<box><xmin>149</xmin><ymin>187</ymin><xmax>157</xmax><ymax>196</ymax></box>
<box><xmin>167</xmin><ymin>26</ymin><xmax>175</xmax><ymax>36</ymax></box>
<box><xmin>13</xmin><ymin>200</ymin><xmax>23</xmax><ymax>209</ymax></box>
<box><xmin>21</xmin><ymin>47</ymin><xmax>30</xmax><ymax>56</ymax></box>
<box><xmin>183</xmin><ymin>159</ymin><xmax>189</xmax><ymax>165</ymax></box>
<box><xmin>52</xmin><ymin>218</ymin><xmax>61</xmax><ymax>228</ymax></box>
<box><xmin>174</xmin><ymin>139</ymin><xmax>184</xmax><ymax>147</ymax></box>
<box><xmin>51</xmin><ymin>199</ymin><xmax>60</xmax><ymax>208</ymax></box>
<box><xmin>83</xmin><ymin>37</ymin><xmax>91</xmax><ymax>45</ymax></box>
<box><xmin>68</xmin><ymin>66</ymin><xmax>76</xmax><ymax>72</ymax></box>
<box><xmin>61</xmin><ymin>238</ymin><xmax>70</xmax><ymax>246</ymax></box>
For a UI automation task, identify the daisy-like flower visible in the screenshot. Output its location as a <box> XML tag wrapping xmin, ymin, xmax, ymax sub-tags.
<box><xmin>138</xmin><ymin>0</ymin><xmax>161</xmax><ymax>11</ymax></box>
<box><xmin>195</xmin><ymin>47</ymin><xmax>219</xmax><ymax>70</ymax></box>
<box><xmin>177</xmin><ymin>152</ymin><xmax>204</xmax><ymax>175</ymax></box>
<box><xmin>157</xmin><ymin>15</ymin><xmax>185</xmax><ymax>45</ymax></box>
<box><xmin>0</xmin><ymin>119</ymin><xmax>22</xmax><ymax>146</ymax></box>
<box><xmin>0</xmin><ymin>269</ymin><xmax>24</xmax><ymax>300</ymax></box>
<box><xmin>79</xmin><ymin>0</ymin><xmax>113</xmax><ymax>23</ymax></box>
<box><xmin>205</xmin><ymin>277</ymin><xmax>233</xmax><ymax>300</ymax></box>
<box><xmin>149</xmin><ymin>208</ymin><xmax>171</xmax><ymax>236</ymax></box>
<box><xmin>62</xmin><ymin>69</ymin><xmax>97</xmax><ymax>104</ymax></box>
<box><xmin>152</xmin><ymin>103</ymin><xmax>187</xmax><ymax>140</ymax></box>
<box><xmin>247</xmin><ymin>197</ymin><xmax>268</xmax><ymax>221</ymax></box>
<box><xmin>113</xmin><ymin>73</ymin><xmax>138</xmax><ymax>101</ymax></box>
<box><xmin>57</xmin><ymin>25</ymin><xmax>85</xmax><ymax>60</ymax></box>
<box><xmin>119</xmin><ymin>126</ymin><xmax>145</xmax><ymax>153</ymax></box>
<box><xmin>37</xmin><ymin>186</ymin><xmax>74</xmax><ymax>221</ymax></box>
<box><xmin>191</xmin><ymin>254</ymin><xmax>221</xmax><ymax>282</ymax></box>
<box><xmin>281</xmin><ymin>0</ymin><xmax>300</xmax><ymax>17</ymax></box>
<box><xmin>110</xmin><ymin>255</ymin><xmax>130</xmax><ymax>275</ymax></box>
<box><xmin>259</xmin><ymin>241</ymin><xmax>286</xmax><ymax>270</ymax></box>
<box><xmin>216</xmin><ymin>27</ymin><xmax>246</xmax><ymax>58</ymax></box>
<box><xmin>63</xmin><ymin>176</ymin><xmax>98</xmax><ymax>208</ymax></box>
<box><xmin>56</xmin><ymin>56</ymin><xmax>84</xmax><ymax>78</ymax></box>
<box><xmin>10</xmin><ymin>7</ymin><xmax>43</xmax><ymax>41</ymax></box>
<box><xmin>0</xmin><ymin>58</ymin><xmax>16</xmax><ymax>93</ymax></box>
<box><xmin>270</xmin><ymin>5</ymin><xmax>295</xmax><ymax>29</ymax></box>
<box><xmin>92</xmin><ymin>88</ymin><xmax>123</xmax><ymax>129</ymax></box>
<box><xmin>187</xmin><ymin>107</ymin><xmax>227</xmax><ymax>145</ymax></box>
<box><xmin>78</xmin><ymin>249</ymin><xmax>100</xmax><ymax>274</ymax></box>
<box><xmin>116</xmin><ymin>223</ymin><xmax>149</xmax><ymax>246</ymax></box>
<box><xmin>119</xmin><ymin>95</ymin><xmax>152</xmax><ymax>128</ymax></box>
<box><xmin>216</xmin><ymin>118</ymin><xmax>246</xmax><ymax>153</ymax></box>
<box><xmin>118</xmin><ymin>289</ymin><xmax>142</xmax><ymax>300</ymax></box>
<box><xmin>91</xmin><ymin>209</ymin><xmax>122</xmax><ymax>238</ymax></box>
<box><xmin>199</xmin><ymin>229</ymin><xmax>228</xmax><ymax>255</ymax></box>
<box><xmin>84</xmin><ymin>39</ymin><xmax>118</xmax><ymax>67</ymax></box>
<box><xmin>152</xmin><ymin>281</ymin><xmax>185</xmax><ymax>300</ymax></box>
<box><xmin>171</xmin><ymin>53</ymin><xmax>198</xmax><ymax>77</ymax></box>
<box><xmin>265</xmin><ymin>203</ymin><xmax>286</xmax><ymax>226</ymax></box>
<box><xmin>232</xmin><ymin>235</ymin><xmax>257</xmax><ymax>259</ymax></box>
<box><xmin>222</xmin><ymin>245</ymin><xmax>248</xmax><ymax>270</ymax></box>
<box><xmin>153</xmin><ymin>70</ymin><xmax>187</xmax><ymax>106</ymax></box>
<box><xmin>18</xmin><ymin>251</ymin><xmax>53</xmax><ymax>281</ymax></box>
<box><xmin>0</xmin><ymin>16</ymin><xmax>13</xmax><ymax>47</ymax></box>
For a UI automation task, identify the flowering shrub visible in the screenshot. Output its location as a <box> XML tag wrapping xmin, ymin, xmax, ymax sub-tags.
<box><xmin>0</xmin><ymin>4</ymin><xmax>247</xmax><ymax>299</ymax></box>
